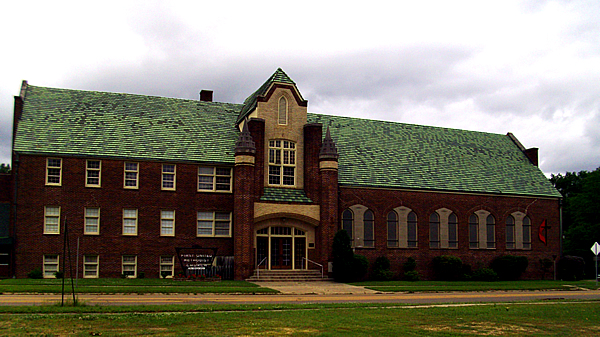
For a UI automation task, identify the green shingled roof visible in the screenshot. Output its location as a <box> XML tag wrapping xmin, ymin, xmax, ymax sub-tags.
<box><xmin>307</xmin><ymin>114</ymin><xmax>561</xmax><ymax>198</ymax></box>
<box><xmin>13</xmin><ymin>76</ymin><xmax>561</xmax><ymax>198</ymax></box>
<box><xmin>260</xmin><ymin>188</ymin><xmax>313</xmax><ymax>203</ymax></box>
<box><xmin>14</xmin><ymin>85</ymin><xmax>242</xmax><ymax>164</ymax></box>
<box><xmin>236</xmin><ymin>68</ymin><xmax>298</xmax><ymax>125</ymax></box>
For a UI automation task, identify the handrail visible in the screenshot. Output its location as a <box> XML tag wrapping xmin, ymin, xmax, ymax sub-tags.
<box><xmin>302</xmin><ymin>257</ymin><xmax>324</xmax><ymax>279</ymax></box>
<box><xmin>256</xmin><ymin>257</ymin><xmax>267</xmax><ymax>279</ymax></box>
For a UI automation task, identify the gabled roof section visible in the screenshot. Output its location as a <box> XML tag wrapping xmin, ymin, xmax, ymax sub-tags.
<box><xmin>14</xmin><ymin>85</ymin><xmax>243</xmax><ymax>164</ymax></box>
<box><xmin>236</xmin><ymin>68</ymin><xmax>305</xmax><ymax>125</ymax></box>
<box><xmin>308</xmin><ymin>113</ymin><xmax>561</xmax><ymax>198</ymax></box>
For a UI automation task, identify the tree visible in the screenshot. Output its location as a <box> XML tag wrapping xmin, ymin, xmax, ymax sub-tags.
<box><xmin>0</xmin><ymin>163</ymin><xmax>10</xmax><ymax>174</ymax></box>
<box><xmin>332</xmin><ymin>230</ymin><xmax>354</xmax><ymax>282</ymax></box>
<box><xmin>551</xmin><ymin>168</ymin><xmax>600</xmax><ymax>277</ymax></box>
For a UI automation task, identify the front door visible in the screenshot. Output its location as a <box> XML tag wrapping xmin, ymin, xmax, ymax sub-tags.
<box><xmin>271</xmin><ymin>237</ymin><xmax>292</xmax><ymax>269</ymax></box>
<box><xmin>255</xmin><ymin>225</ymin><xmax>308</xmax><ymax>270</ymax></box>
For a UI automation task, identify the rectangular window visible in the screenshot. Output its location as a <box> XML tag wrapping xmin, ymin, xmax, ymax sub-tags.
<box><xmin>83</xmin><ymin>255</ymin><xmax>99</xmax><ymax>278</ymax></box>
<box><xmin>46</xmin><ymin>158</ymin><xmax>62</xmax><ymax>185</ymax></box>
<box><xmin>124</xmin><ymin>162</ymin><xmax>139</xmax><ymax>189</ymax></box>
<box><xmin>523</xmin><ymin>217</ymin><xmax>531</xmax><ymax>250</ymax></box>
<box><xmin>84</xmin><ymin>207</ymin><xmax>100</xmax><ymax>235</ymax></box>
<box><xmin>86</xmin><ymin>160</ymin><xmax>101</xmax><ymax>187</ymax></box>
<box><xmin>506</xmin><ymin>217</ymin><xmax>515</xmax><ymax>249</ymax></box>
<box><xmin>198</xmin><ymin>167</ymin><xmax>232</xmax><ymax>192</ymax></box>
<box><xmin>197</xmin><ymin>211</ymin><xmax>231</xmax><ymax>237</ymax></box>
<box><xmin>44</xmin><ymin>206</ymin><xmax>60</xmax><ymax>234</ymax></box>
<box><xmin>122</xmin><ymin>209</ymin><xmax>138</xmax><ymax>235</ymax></box>
<box><xmin>162</xmin><ymin>164</ymin><xmax>176</xmax><ymax>190</ymax></box>
<box><xmin>161</xmin><ymin>210</ymin><xmax>175</xmax><ymax>236</ymax></box>
<box><xmin>160</xmin><ymin>256</ymin><xmax>174</xmax><ymax>278</ymax></box>
<box><xmin>122</xmin><ymin>255</ymin><xmax>137</xmax><ymax>278</ymax></box>
<box><xmin>43</xmin><ymin>254</ymin><xmax>59</xmax><ymax>278</ymax></box>
<box><xmin>387</xmin><ymin>214</ymin><xmax>398</xmax><ymax>247</ymax></box>
<box><xmin>448</xmin><ymin>214</ymin><xmax>458</xmax><ymax>249</ymax></box>
<box><xmin>268</xmin><ymin>140</ymin><xmax>296</xmax><ymax>186</ymax></box>
<box><xmin>469</xmin><ymin>215</ymin><xmax>479</xmax><ymax>249</ymax></box>
<box><xmin>0</xmin><ymin>253</ymin><xmax>9</xmax><ymax>266</ymax></box>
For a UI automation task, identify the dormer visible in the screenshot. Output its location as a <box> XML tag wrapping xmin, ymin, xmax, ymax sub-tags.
<box><xmin>238</xmin><ymin>69</ymin><xmax>309</xmax><ymax>189</ymax></box>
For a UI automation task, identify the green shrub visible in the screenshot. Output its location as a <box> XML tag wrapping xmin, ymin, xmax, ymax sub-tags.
<box><xmin>471</xmin><ymin>268</ymin><xmax>498</xmax><ymax>281</ymax></box>
<box><xmin>557</xmin><ymin>255</ymin><xmax>585</xmax><ymax>281</ymax></box>
<box><xmin>54</xmin><ymin>271</ymin><xmax>64</xmax><ymax>279</ymax></box>
<box><xmin>161</xmin><ymin>271</ymin><xmax>171</xmax><ymax>279</ymax></box>
<box><xmin>403</xmin><ymin>270</ymin><xmax>420</xmax><ymax>281</ymax></box>
<box><xmin>372</xmin><ymin>256</ymin><xmax>393</xmax><ymax>281</ymax></box>
<box><xmin>137</xmin><ymin>271</ymin><xmax>145</xmax><ymax>279</ymax></box>
<box><xmin>432</xmin><ymin>255</ymin><xmax>463</xmax><ymax>280</ymax></box>
<box><xmin>403</xmin><ymin>257</ymin><xmax>417</xmax><ymax>272</ymax></box>
<box><xmin>27</xmin><ymin>268</ymin><xmax>43</xmax><ymax>279</ymax></box>
<box><xmin>332</xmin><ymin>230</ymin><xmax>354</xmax><ymax>282</ymax></box>
<box><xmin>491</xmin><ymin>255</ymin><xmax>528</xmax><ymax>280</ymax></box>
<box><xmin>352</xmin><ymin>255</ymin><xmax>369</xmax><ymax>281</ymax></box>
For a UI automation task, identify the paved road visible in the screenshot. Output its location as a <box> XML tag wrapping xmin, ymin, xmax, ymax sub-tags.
<box><xmin>1</xmin><ymin>290</ymin><xmax>599</xmax><ymax>306</ymax></box>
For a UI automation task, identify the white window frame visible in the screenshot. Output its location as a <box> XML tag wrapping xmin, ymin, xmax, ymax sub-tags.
<box><xmin>85</xmin><ymin>160</ymin><xmax>101</xmax><ymax>187</ymax></box>
<box><xmin>160</xmin><ymin>210</ymin><xmax>175</xmax><ymax>236</ymax></box>
<box><xmin>197</xmin><ymin>167</ymin><xmax>232</xmax><ymax>192</ymax></box>
<box><xmin>84</xmin><ymin>207</ymin><xmax>100</xmax><ymax>235</ymax></box>
<box><xmin>83</xmin><ymin>255</ymin><xmax>99</xmax><ymax>278</ymax></box>
<box><xmin>162</xmin><ymin>164</ymin><xmax>176</xmax><ymax>191</ymax></box>
<box><xmin>197</xmin><ymin>211</ymin><xmax>232</xmax><ymax>237</ymax></box>
<box><xmin>268</xmin><ymin>140</ymin><xmax>296</xmax><ymax>186</ymax></box>
<box><xmin>46</xmin><ymin>158</ymin><xmax>62</xmax><ymax>186</ymax></box>
<box><xmin>160</xmin><ymin>256</ymin><xmax>174</xmax><ymax>278</ymax></box>
<box><xmin>44</xmin><ymin>206</ymin><xmax>61</xmax><ymax>234</ymax></box>
<box><xmin>122</xmin><ymin>255</ymin><xmax>137</xmax><ymax>278</ymax></box>
<box><xmin>122</xmin><ymin>209</ymin><xmax>138</xmax><ymax>235</ymax></box>
<box><xmin>43</xmin><ymin>254</ymin><xmax>59</xmax><ymax>278</ymax></box>
<box><xmin>124</xmin><ymin>162</ymin><xmax>139</xmax><ymax>189</ymax></box>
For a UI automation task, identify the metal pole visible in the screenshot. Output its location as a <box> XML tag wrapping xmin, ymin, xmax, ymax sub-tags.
<box><xmin>75</xmin><ymin>237</ymin><xmax>80</xmax><ymax>288</ymax></box>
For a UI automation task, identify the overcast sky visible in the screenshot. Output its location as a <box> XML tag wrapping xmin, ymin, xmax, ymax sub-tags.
<box><xmin>1</xmin><ymin>0</ymin><xmax>598</xmax><ymax>176</ymax></box>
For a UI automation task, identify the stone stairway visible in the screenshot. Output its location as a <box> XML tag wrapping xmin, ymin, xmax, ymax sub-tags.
<box><xmin>246</xmin><ymin>269</ymin><xmax>332</xmax><ymax>282</ymax></box>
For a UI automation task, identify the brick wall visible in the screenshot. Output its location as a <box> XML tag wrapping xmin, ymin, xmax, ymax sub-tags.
<box><xmin>339</xmin><ymin>187</ymin><xmax>561</xmax><ymax>280</ymax></box>
<box><xmin>14</xmin><ymin>155</ymin><xmax>234</xmax><ymax>278</ymax></box>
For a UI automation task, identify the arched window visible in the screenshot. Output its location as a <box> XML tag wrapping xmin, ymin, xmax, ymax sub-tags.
<box><xmin>486</xmin><ymin>215</ymin><xmax>496</xmax><ymax>248</ymax></box>
<box><xmin>278</xmin><ymin>96</ymin><xmax>287</xmax><ymax>125</ymax></box>
<box><xmin>429</xmin><ymin>212</ymin><xmax>440</xmax><ymax>248</ymax></box>
<box><xmin>364</xmin><ymin>210</ymin><xmax>374</xmax><ymax>247</ymax></box>
<box><xmin>387</xmin><ymin>211</ymin><xmax>398</xmax><ymax>247</ymax></box>
<box><xmin>523</xmin><ymin>216</ymin><xmax>531</xmax><ymax>249</ymax></box>
<box><xmin>342</xmin><ymin>209</ymin><xmax>353</xmax><ymax>244</ymax></box>
<box><xmin>469</xmin><ymin>214</ymin><xmax>479</xmax><ymax>249</ymax></box>
<box><xmin>506</xmin><ymin>215</ymin><xmax>515</xmax><ymax>249</ymax></box>
<box><xmin>407</xmin><ymin>211</ymin><xmax>418</xmax><ymax>248</ymax></box>
<box><xmin>448</xmin><ymin>213</ymin><xmax>458</xmax><ymax>248</ymax></box>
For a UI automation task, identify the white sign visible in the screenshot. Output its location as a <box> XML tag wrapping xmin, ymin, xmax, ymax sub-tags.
<box><xmin>592</xmin><ymin>242</ymin><xmax>600</xmax><ymax>256</ymax></box>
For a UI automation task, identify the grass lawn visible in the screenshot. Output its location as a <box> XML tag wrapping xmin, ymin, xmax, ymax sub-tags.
<box><xmin>353</xmin><ymin>280</ymin><xmax>600</xmax><ymax>292</ymax></box>
<box><xmin>0</xmin><ymin>278</ymin><xmax>277</xmax><ymax>294</ymax></box>
<box><xmin>1</xmin><ymin>301</ymin><xmax>598</xmax><ymax>336</ymax></box>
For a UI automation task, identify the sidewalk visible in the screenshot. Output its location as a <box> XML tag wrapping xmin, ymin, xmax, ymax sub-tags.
<box><xmin>250</xmin><ymin>281</ymin><xmax>380</xmax><ymax>295</ymax></box>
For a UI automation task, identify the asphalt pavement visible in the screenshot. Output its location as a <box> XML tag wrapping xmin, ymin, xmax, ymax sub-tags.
<box><xmin>1</xmin><ymin>281</ymin><xmax>599</xmax><ymax>306</ymax></box>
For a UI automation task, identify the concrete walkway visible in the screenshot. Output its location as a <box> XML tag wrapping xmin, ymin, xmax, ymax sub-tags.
<box><xmin>250</xmin><ymin>281</ymin><xmax>380</xmax><ymax>295</ymax></box>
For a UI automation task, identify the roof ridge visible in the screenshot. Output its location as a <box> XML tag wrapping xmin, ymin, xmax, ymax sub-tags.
<box><xmin>236</xmin><ymin>68</ymin><xmax>296</xmax><ymax>125</ymax></box>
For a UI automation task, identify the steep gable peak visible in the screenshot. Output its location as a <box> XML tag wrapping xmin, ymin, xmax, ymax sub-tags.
<box><xmin>237</xmin><ymin>68</ymin><xmax>307</xmax><ymax>125</ymax></box>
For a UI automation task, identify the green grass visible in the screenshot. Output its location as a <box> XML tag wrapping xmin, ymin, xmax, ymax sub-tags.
<box><xmin>353</xmin><ymin>280</ymin><xmax>599</xmax><ymax>292</ymax></box>
<box><xmin>0</xmin><ymin>278</ymin><xmax>277</xmax><ymax>294</ymax></box>
<box><xmin>1</xmin><ymin>302</ymin><xmax>598</xmax><ymax>336</ymax></box>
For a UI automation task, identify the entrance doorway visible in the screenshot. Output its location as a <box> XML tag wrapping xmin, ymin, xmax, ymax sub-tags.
<box><xmin>256</xmin><ymin>226</ymin><xmax>307</xmax><ymax>270</ymax></box>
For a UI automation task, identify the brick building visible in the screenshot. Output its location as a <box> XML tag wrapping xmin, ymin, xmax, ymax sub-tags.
<box><xmin>5</xmin><ymin>68</ymin><xmax>561</xmax><ymax>280</ymax></box>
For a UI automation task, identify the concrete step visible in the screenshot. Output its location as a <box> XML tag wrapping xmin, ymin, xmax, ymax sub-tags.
<box><xmin>246</xmin><ymin>269</ymin><xmax>332</xmax><ymax>282</ymax></box>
